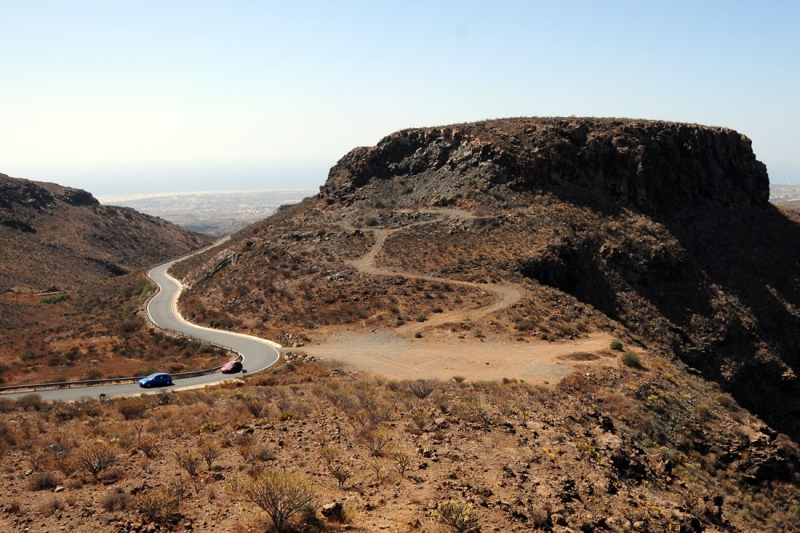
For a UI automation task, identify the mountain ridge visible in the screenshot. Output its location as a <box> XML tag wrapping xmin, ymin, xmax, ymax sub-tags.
<box><xmin>0</xmin><ymin>172</ymin><xmax>214</xmax><ymax>292</ymax></box>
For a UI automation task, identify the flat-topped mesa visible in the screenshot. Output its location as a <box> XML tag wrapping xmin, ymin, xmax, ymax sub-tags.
<box><xmin>319</xmin><ymin>117</ymin><xmax>769</xmax><ymax>213</ymax></box>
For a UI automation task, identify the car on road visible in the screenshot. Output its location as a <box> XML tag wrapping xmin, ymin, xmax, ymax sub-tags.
<box><xmin>221</xmin><ymin>360</ymin><xmax>243</xmax><ymax>374</ymax></box>
<box><xmin>138</xmin><ymin>372</ymin><xmax>173</xmax><ymax>388</ymax></box>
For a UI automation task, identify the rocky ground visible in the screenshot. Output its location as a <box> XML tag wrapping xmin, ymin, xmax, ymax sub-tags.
<box><xmin>1</xmin><ymin>350</ymin><xmax>799</xmax><ymax>533</ymax></box>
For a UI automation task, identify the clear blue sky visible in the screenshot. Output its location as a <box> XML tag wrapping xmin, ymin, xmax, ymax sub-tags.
<box><xmin>1</xmin><ymin>1</ymin><xmax>798</xmax><ymax>195</ymax></box>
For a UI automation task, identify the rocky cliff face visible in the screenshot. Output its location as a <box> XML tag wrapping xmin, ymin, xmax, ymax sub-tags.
<box><xmin>320</xmin><ymin>118</ymin><xmax>769</xmax><ymax>213</ymax></box>
<box><xmin>0</xmin><ymin>173</ymin><xmax>214</xmax><ymax>291</ymax></box>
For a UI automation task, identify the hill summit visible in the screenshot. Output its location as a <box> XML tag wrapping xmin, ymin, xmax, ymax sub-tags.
<box><xmin>320</xmin><ymin>117</ymin><xmax>769</xmax><ymax>213</ymax></box>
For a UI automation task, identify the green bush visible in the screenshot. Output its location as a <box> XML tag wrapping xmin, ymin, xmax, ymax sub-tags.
<box><xmin>610</xmin><ymin>339</ymin><xmax>624</xmax><ymax>351</ymax></box>
<box><xmin>620</xmin><ymin>350</ymin><xmax>642</xmax><ymax>368</ymax></box>
<box><xmin>40</xmin><ymin>292</ymin><xmax>69</xmax><ymax>304</ymax></box>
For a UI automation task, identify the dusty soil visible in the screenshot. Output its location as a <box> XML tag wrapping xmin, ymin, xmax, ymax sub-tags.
<box><xmin>303</xmin><ymin>331</ymin><xmax>620</xmax><ymax>382</ymax></box>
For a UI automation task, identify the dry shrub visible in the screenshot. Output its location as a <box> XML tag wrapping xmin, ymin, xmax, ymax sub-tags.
<box><xmin>28</xmin><ymin>472</ymin><xmax>58</xmax><ymax>491</ymax></box>
<box><xmin>116</xmin><ymin>398</ymin><xmax>149</xmax><ymax>420</ymax></box>
<box><xmin>100</xmin><ymin>488</ymin><xmax>129</xmax><ymax>511</ymax></box>
<box><xmin>200</xmin><ymin>440</ymin><xmax>221</xmax><ymax>468</ymax></box>
<box><xmin>407</xmin><ymin>379</ymin><xmax>438</xmax><ymax>399</ymax></box>
<box><xmin>391</xmin><ymin>448</ymin><xmax>413</xmax><ymax>477</ymax></box>
<box><xmin>76</xmin><ymin>441</ymin><xmax>117</xmax><ymax>481</ymax></box>
<box><xmin>37</xmin><ymin>497</ymin><xmax>64</xmax><ymax>516</ymax></box>
<box><xmin>131</xmin><ymin>489</ymin><xmax>174</xmax><ymax>522</ymax></box>
<box><xmin>621</xmin><ymin>350</ymin><xmax>642</xmax><ymax>368</ymax></box>
<box><xmin>174</xmin><ymin>447</ymin><xmax>201</xmax><ymax>477</ymax></box>
<box><xmin>359</xmin><ymin>428</ymin><xmax>393</xmax><ymax>457</ymax></box>
<box><xmin>238</xmin><ymin>469</ymin><xmax>317</xmax><ymax>532</ymax></box>
<box><xmin>436</xmin><ymin>499</ymin><xmax>480</xmax><ymax>532</ymax></box>
<box><xmin>136</xmin><ymin>435</ymin><xmax>159</xmax><ymax>458</ymax></box>
<box><xmin>17</xmin><ymin>394</ymin><xmax>44</xmax><ymax>411</ymax></box>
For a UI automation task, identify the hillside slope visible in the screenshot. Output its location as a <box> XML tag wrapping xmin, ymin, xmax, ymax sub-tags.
<box><xmin>173</xmin><ymin>118</ymin><xmax>800</xmax><ymax>443</ymax></box>
<box><xmin>0</xmin><ymin>173</ymin><xmax>214</xmax><ymax>292</ymax></box>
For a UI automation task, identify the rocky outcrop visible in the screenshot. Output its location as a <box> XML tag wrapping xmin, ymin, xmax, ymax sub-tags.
<box><xmin>320</xmin><ymin>118</ymin><xmax>769</xmax><ymax>213</ymax></box>
<box><xmin>0</xmin><ymin>174</ymin><xmax>99</xmax><ymax>210</ymax></box>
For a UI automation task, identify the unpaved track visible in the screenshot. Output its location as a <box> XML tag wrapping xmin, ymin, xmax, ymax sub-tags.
<box><xmin>345</xmin><ymin>210</ymin><xmax>522</xmax><ymax>335</ymax></box>
<box><xmin>305</xmin><ymin>209</ymin><xmax>621</xmax><ymax>381</ymax></box>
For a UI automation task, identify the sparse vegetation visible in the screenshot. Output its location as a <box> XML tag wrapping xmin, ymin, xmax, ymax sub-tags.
<box><xmin>621</xmin><ymin>350</ymin><xmax>642</xmax><ymax>368</ymax></box>
<box><xmin>238</xmin><ymin>469</ymin><xmax>316</xmax><ymax>532</ymax></box>
<box><xmin>436</xmin><ymin>499</ymin><xmax>480</xmax><ymax>532</ymax></box>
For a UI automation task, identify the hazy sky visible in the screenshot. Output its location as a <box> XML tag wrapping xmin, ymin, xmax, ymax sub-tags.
<box><xmin>1</xmin><ymin>1</ymin><xmax>798</xmax><ymax>195</ymax></box>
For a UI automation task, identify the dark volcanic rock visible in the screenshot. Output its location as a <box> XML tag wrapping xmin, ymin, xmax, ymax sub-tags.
<box><xmin>320</xmin><ymin>118</ymin><xmax>768</xmax><ymax>213</ymax></box>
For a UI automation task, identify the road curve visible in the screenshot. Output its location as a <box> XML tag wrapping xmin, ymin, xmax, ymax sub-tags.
<box><xmin>4</xmin><ymin>239</ymin><xmax>282</xmax><ymax>402</ymax></box>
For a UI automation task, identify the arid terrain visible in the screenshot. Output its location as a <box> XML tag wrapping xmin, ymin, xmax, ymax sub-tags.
<box><xmin>2</xmin><ymin>117</ymin><xmax>800</xmax><ymax>532</ymax></box>
<box><xmin>0</xmin><ymin>173</ymin><xmax>214</xmax><ymax>293</ymax></box>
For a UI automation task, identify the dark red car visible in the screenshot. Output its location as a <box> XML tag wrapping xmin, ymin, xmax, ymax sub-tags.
<box><xmin>221</xmin><ymin>360</ymin><xmax>243</xmax><ymax>374</ymax></box>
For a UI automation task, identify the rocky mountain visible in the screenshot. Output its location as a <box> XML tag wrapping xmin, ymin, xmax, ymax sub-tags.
<box><xmin>174</xmin><ymin>118</ymin><xmax>800</xmax><ymax>445</ymax></box>
<box><xmin>0</xmin><ymin>173</ymin><xmax>214</xmax><ymax>292</ymax></box>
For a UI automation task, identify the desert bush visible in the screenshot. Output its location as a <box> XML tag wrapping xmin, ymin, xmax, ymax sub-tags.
<box><xmin>100</xmin><ymin>488</ymin><xmax>129</xmax><ymax>511</ymax></box>
<box><xmin>116</xmin><ymin>397</ymin><xmax>149</xmax><ymax>420</ymax></box>
<box><xmin>328</xmin><ymin>463</ymin><xmax>353</xmax><ymax>489</ymax></box>
<box><xmin>76</xmin><ymin>441</ymin><xmax>117</xmax><ymax>480</ymax></box>
<box><xmin>37</xmin><ymin>497</ymin><xmax>64</xmax><ymax>515</ymax></box>
<box><xmin>64</xmin><ymin>478</ymin><xmax>83</xmax><ymax>490</ymax></box>
<box><xmin>610</xmin><ymin>339</ymin><xmax>624</xmax><ymax>351</ymax></box>
<box><xmin>714</xmin><ymin>393</ymin><xmax>739</xmax><ymax>411</ymax></box>
<box><xmin>166</xmin><ymin>477</ymin><xmax>191</xmax><ymax>510</ymax></box>
<box><xmin>174</xmin><ymin>448</ymin><xmax>201</xmax><ymax>477</ymax></box>
<box><xmin>243</xmin><ymin>397</ymin><xmax>266</xmax><ymax>418</ymax></box>
<box><xmin>199</xmin><ymin>440</ymin><xmax>221</xmax><ymax>468</ymax></box>
<box><xmin>131</xmin><ymin>490</ymin><xmax>173</xmax><ymax>522</ymax></box>
<box><xmin>27</xmin><ymin>450</ymin><xmax>49</xmax><ymax>471</ymax></box>
<box><xmin>391</xmin><ymin>448</ymin><xmax>413</xmax><ymax>477</ymax></box>
<box><xmin>199</xmin><ymin>421</ymin><xmax>222</xmax><ymax>433</ymax></box>
<box><xmin>436</xmin><ymin>499</ymin><xmax>480</xmax><ymax>532</ymax></box>
<box><xmin>360</xmin><ymin>428</ymin><xmax>393</xmax><ymax>457</ymax></box>
<box><xmin>407</xmin><ymin>379</ymin><xmax>438</xmax><ymax>399</ymax></box>
<box><xmin>17</xmin><ymin>394</ymin><xmax>43</xmax><ymax>411</ymax></box>
<box><xmin>28</xmin><ymin>472</ymin><xmax>57</xmax><ymax>491</ymax></box>
<box><xmin>238</xmin><ymin>469</ymin><xmax>317</xmax><ymax>533</ymax></box>
<box><xmin>620</xmin><ymin>350</ymin><xmax>642</xmax><ymax>368</ymax></box>
<box><xmin>84</xmin><ymin>368</ymin><xmax>103</xmax><ymax>380</ymax></box>
<box><xmin>40</xmin><ymin>292</ymin><xmax>68</xmax><ymax>304</ymax></box>
<box><xmin>410</xmin><ymin>408</ymin><xmax>432</xmax><ymax>431</ymax></box>
<box><xmin>136</xmin><ymin>435</ymin><xmax>159</xmax><ymax>458</ymax></box>
<box><xmin>48</xmin><ymin>443</ymin><xmax>75</xmax><ymax>475</ymax></box>
<box><xmin>0</xmin><ymin>397</ymin><xmax>16</xmax><ymax>413</ymax></box>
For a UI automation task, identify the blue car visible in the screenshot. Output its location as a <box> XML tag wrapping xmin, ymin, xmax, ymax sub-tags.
<box><xmin>138</xmin><ymin>372</ymin><xmax>173</xmax><ymax>388</ymax></box>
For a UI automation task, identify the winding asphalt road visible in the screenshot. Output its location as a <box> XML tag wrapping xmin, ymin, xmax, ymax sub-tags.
<box><xmin>4</xmin><ymin>240</ymin><xmax>281</xmax><ymax>401</ymax></box>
